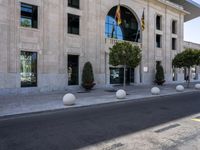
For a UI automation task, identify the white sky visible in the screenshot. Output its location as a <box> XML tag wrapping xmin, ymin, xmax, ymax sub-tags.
<box><xmin>184</xmin><ymin>0</ymin><xmax>200</xmax><ymax>44</ymax></box>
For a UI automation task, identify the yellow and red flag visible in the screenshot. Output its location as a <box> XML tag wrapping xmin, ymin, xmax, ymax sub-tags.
<box><xmin>141</xmin><ymin>9</ymin><xmax>145</xmax><ymax>31</ymax></box>
<box><xmin>115</xmin><ymin>4</ymin><xmax>122</xmax><ymax>25</ymax></box>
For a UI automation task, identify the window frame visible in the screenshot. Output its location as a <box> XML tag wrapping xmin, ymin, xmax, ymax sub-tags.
<box><xmin>20</xmin><ymin>3</ymin><xmax>38</xmax><ymax>29</ymax></box>
<box><xmin>68</xmin><ymin>0</ymin><xmax>80</xmax><ymax>9</ymax></box>
<box><xmin>156</xmin><ymin>15</ymin><xmax>162</xmax><ymax>31</ymax></box>
<box><xmin>156</xmin><ymin>34</ymin><xmax>162</xmax><ymax>48</ymax></box>
<box><xmin>172</xmin><ymin>20</ymin><xmax>177</xmax><ymax>34</ymax></box>
<box><xmin>68</xmin><ymin>13</ymin><xmax>80</xmax><ymax>35</ymax></box>
<box><xmin>172</xmin><ymin>38</ymin><xmax>177</xmax><ymax>50</ymax></box>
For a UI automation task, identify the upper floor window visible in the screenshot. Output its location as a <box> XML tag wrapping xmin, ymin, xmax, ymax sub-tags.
<box><xmin>68</xmin><ymin>14</ymin><xmax>80</xmax><ymax>35</ymax></box>
<box><xmin>172</xmin><ymin>38</ymin><xmax>177</xmax><ymax>50</ymax></box>
<box><xmin>172</xmin><ymin>20</ymin><xmax>177</xmax><ymax>34</ymax></box>
<box><xmin>21</xmin><ymin>3</ymin><xmax>38</xmax><ymax>28</ymax></box>
<box><xmin>68</xmin><ymin>0</ymin><xmax>79</xmax><ymax>9</ymax></box>
<box><xmin>156</xmin><ymin>34</ymin><xmax>162</xmax><ymax>48</ymax></box>
<box><xmin>156</xmin><ymin>15</ymin><xmax>162</xmax><ymax>30</ymax></box>
<box><xmin>105</xmin><ymin>6</ymin><xmax>139</xmax><ymax>42</ymax></box>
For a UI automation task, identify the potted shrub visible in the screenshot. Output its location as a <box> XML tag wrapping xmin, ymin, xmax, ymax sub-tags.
<box><xmin>155</xmin><ymin>61</ymin><xmax>165</xmax><ymax>85</ymax></box>
<box><xmin>82</xmin><ymin>62</ymin><xmax>95</xmax><ymax>90</ymax></box>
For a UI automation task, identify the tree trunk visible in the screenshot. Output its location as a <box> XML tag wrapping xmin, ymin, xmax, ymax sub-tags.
<box><xmin>187</xmin><ymin>67</ymin><xmax>190</xmax><ymax>88</ymax></box>
<box><xmin>123</xmin><ymin>65</ymin><xmax>126</xmax><ymax>90</ymax></box>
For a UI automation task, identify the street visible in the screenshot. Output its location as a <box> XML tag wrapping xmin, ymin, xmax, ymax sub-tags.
<box><xmin>1</xmin><ymin>92</ymin><xmax>200</xmax><ymax>150</ymax></box>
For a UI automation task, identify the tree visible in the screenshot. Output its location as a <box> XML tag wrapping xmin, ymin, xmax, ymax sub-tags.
<box><xmin>109</xmin><ymin>42</ymin><xmax>142</xmax><ymax>89</ymax></box>
<box><xmin>155</xmin><ymin>61</ymin><xmax>165</xmax><ymax>85</ymax></box>
<box><xmin>82</xmin><ymin>61</ymin><xmax>95</xmax><ymax>90</ymax></box>
<box><xmin>172</xmin><ymin>48</ymin><xmax>200</xmax><ymax>88</ymax></box>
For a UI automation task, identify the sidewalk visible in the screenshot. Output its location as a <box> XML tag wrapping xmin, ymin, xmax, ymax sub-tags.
<box><xmin>0</xmin><ymin>83</ymin><xmax>199</xmax><ymax>118</ymax></box>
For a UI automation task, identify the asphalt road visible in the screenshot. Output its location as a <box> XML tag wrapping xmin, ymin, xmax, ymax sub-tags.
<box><xmin>0</xmin><ymin>92</ymin><xmax>200</xmax><ymax>150</ymax></box>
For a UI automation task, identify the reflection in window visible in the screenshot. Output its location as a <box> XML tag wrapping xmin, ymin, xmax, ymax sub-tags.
<box><xmin>21</xmin><ymin>3</ymin><xmax>38</xmax><ymax>28</ymax></box>
<box><xmin>105</xmin><ymin>16</ymin><xmax>123</xmax><ymax>40</ymax></box>
<box><xmin>105</xmin><ymin>6</ymin><xmax>139</xmax><ymax>42</ymax></box>
<box><xmin>20</xmin><ymin>51</ymin><xmax>37</xmax><ymax>87</ymax></box>
<box><xmin>68</xmin><ymin>55</ymin><xmax>79</xmax><ymax>85</ymax></box>
<box><xmin>110</xmin><ymin>68</ymin><xmax>134</xmax><ymax>84</ymax></box>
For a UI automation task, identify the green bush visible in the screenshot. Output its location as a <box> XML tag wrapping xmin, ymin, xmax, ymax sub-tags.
<box><xmin>155</xmin><ymin>62</ymin><xmax>165</xmax><ymax>85</ymax></box>
<box><xmin>82</xmin><ymin>62</ymin><xmax>95</xmax><ymax>90</ymax></box>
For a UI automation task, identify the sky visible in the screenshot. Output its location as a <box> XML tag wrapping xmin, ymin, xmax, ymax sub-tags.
<box><xmin>184</xmin><ymin>0</ymin><xmax>200</xmax><ymax>44</ymax></box>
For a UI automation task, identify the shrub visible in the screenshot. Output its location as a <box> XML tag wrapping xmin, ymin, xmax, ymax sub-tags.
<box><xmin>155</xmin><ymin>62</ymin><xmax>165</xmax><ymax>85</ymax></box>
<box><xmin>82</xmin><ymin>62</ymin><xmax>95</xmax><ymax>90</ymax></box>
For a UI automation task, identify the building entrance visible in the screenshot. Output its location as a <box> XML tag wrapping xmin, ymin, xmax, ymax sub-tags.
<box><xmin>110</xmin><ymin>67</ymin><xmax>134</xmax><ymax>84</ymax></box>
<box><xmin>68</xmin><ymin>55</ymin><xmax>79</xmax><ymax>85</ymax></box>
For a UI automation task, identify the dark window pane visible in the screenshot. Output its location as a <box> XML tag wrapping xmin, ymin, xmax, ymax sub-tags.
<box><xmin>68</xmin><ymin>0</ymin><xmax>79</xmax><ymax>9</ymax></box>
<box><xmin>68</xmin><ymin>14</ymin><xmax>80</xmax><ymax>35</ymax></box>
<box><xmin>156</xmin><ymin>15</ymin><xmax>161</xmax><ymax>30</ymax></box>
<box><xmin>21</xmin><ymin>3</ymin><xmax>38</xmax><ymax>28</ymax></box>
<box><xmin>20</xmin><ymin>51</ymin><xmax>37</xmax><ymax>87</ymax></box>
<box><xmin>172</xmin><ymin>20</ymin><xmax>177</xmax><ymax>34</ymax></box>
<box><xmin>172</xmin><ymin>38</ymin><xmax>176</xmax><ymax>50</ymax></box>
<box><xmin>156</xmin><ymin>34</ymin><xmax>162</xmax><ymax>48</ymax></box>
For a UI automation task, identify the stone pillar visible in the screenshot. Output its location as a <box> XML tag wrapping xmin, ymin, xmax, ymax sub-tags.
<box><xmin>134</xmin><ymin>66</ymin><xmax>140</xmax><ymax>84</ymax></box>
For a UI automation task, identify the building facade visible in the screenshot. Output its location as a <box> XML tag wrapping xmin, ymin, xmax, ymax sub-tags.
<box><xmin>0</xmin><ymin>0</ymin><xmax>200</xmax><ymax>93</ymax></box>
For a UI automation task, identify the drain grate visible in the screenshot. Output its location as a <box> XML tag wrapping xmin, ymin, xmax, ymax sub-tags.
<box><xmin>155</xmin><ymin>124</ymin><xmax>180</xmax><ymax>133</ymax></box>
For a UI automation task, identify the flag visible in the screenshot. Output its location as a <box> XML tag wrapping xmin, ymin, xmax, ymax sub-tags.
<box><xmin>115</xmin><ymin>4</ymin><xmax>122</xmax><ymax>25</ymax></box>
<box><xmin>141</xmin><ymin>10</ymin><xmax>145</xmax><ymax>31</ymax></box>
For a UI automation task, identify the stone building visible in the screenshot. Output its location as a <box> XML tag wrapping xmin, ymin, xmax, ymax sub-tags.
<box><xmin>0</xmin><ymin>0</ymin><xmax>200</xmax><ymax>94</ymax></box>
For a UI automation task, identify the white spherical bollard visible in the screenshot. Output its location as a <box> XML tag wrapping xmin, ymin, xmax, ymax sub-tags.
<box><xmin>116</xmin><ymin>89</ymin><xmax>126</xmax><ymax>99</ymax></box>
<box><xmin>176</xmin><ymin>85</ymin><xmax>184</xmax><ymax>92</ymax></box>
<box><xmin>151</xmin><ymin>87</ymin><xmax>160</xmax><ymax>95</ymax></box>
<box><xmin>63</xmin><ymin>93</ymin><xmax>76</xmax><ymax>105</ymax></box>
<box><xmin>195</xmin><ymin>84</ymin><xmax>200</xmax><ymax>89</ymax></box>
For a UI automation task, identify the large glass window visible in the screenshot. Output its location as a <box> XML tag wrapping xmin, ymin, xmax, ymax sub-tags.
<box><xmin>105</xmin><ymin>6</ymin><xmax>139</xmax><ymax>42</ymax></box>
<box><xmin>68</xmin><ymin>0</ymin><xmax>79</xmax><ymax>9</ymax></box>
<box><xmin>110</xmin><ymin>68</ymin><xmax>134</xmax><ymax>84</ymax></box>
<box><xmin>20</xmin><ymin>51</ymin><xmax>37</xmax><ymax>87</ymax></box>
<box><xmin>68</xmin><ymin>55</ymin><xmax>79</xmax><ymax>85</ymax></box>
<box><xmin>21</xmin><ymin>3</ymin><xmax>38</xmax><ymax>28</ymax></box>
<box><xmin>68</xmin><ymin>14</ymin><xmax>80</xmax><ymax>35</ymax></box>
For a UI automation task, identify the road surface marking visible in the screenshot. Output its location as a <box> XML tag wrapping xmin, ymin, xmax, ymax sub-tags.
<box><xmin>192</xmin><ymin>118</ymin><xmax>200</xmax><ymax>122</ymax></box>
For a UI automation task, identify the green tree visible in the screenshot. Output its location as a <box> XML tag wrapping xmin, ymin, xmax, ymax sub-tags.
<box><xmin>172</xmin><ymin>48</ymin><xmax>200</xmax><ymax>88</ymax></box>
<box><xmin>82</xmin><ymin>61</ymin><xmax>95</xmax><ymax>90</ymax></box>
<box><xmin>155</xmin><ymin>61</ymin><xmax>165</xmax><ymax>85</ymax></box>
<box><xmin>109</xmin><ymin>42</ymin><xmax>142</xmax><ymax>89</ymax></box>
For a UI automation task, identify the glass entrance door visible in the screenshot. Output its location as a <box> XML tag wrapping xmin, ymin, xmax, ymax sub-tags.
<box><xmin>110</xmin><ymin>67</ymin><xmax>134</xmax><ymax>84</ymax></box>
<box><xmin>20</xmin><ymin>51</ymin><xmax>37</xmax><ymax>87</ymax></box>
<box><xmin>68</xmin><ymin>55</ymin><xmax>79</xmax><ymax>85</ymax></box>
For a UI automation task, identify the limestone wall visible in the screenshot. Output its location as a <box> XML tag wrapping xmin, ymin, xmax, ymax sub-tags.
<box><xmin>0</xmin><ymin>0</ymin><xmax>189</xmax><ymax>93</ymax></box>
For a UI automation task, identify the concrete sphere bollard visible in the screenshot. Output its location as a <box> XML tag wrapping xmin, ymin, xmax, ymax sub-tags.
<box><xmin>151</xmin><ymin>87</ymin><xmax>160</xmax><ymax>95</ymax></box>
<box><xmin>116</xmin><ymin>89</ymin><xmax>126</xmax><ymax>99</ymax></box>
<box><xmin>63</xmin><ymin>93</ymin><xmax>76</xmax><ymax>105</ymax></box>
<box><xmin>176</xmin><ymin>85</ymin><xmax>184</xmax><ymax>92</ymax></box>
<box><xmin>195</xmin><ymin>84</ymin><xmax>200</xmax><ymax>89</ymax></box>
